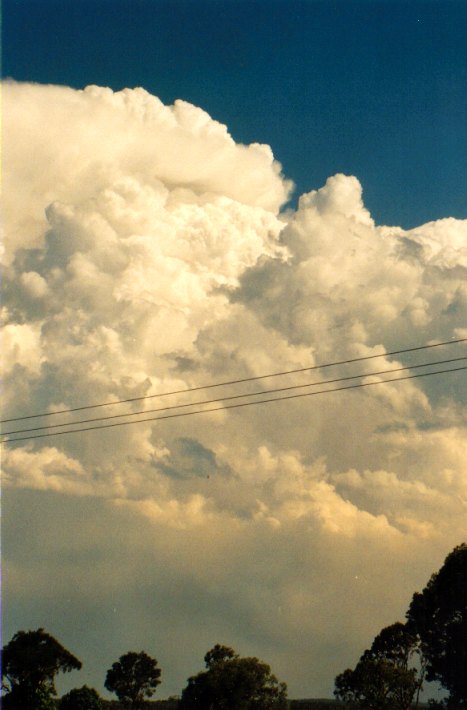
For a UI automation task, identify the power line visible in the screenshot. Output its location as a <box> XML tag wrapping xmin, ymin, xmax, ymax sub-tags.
<box><xmin>3</xmin><ymin>355</ymin><xmax>466</xmax><ymax>437</ymax></box>
<box><xmin>2</xmin><ymin>337</ymin><xmax>466</xmax><ymax>424</ymax></box>
<box><xmin>3</xmin><ymin>365</ymin><xmax>465</xmax><ymax>443</ymax></box>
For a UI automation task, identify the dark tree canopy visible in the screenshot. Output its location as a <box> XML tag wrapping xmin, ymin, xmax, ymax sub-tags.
<box><xmin>334</xmin><ymin>655</ymin><xmax>418</xmax><ymax>710</ymax></box>
<box><xmin>406</xmin><ymin>542</ymin><xmax>467</xmax><ymax>706</ymax></box>
<box><xmin>334</xmin><ymin>622</ymin><xmax>421</xmax><ymax>710</ymax></box>
<box><xmin>180</xmin><ymin>643</ymin><xmax>287</xmax><ymax>710</ymax></box>
<box><xmin>105</xmin><ymin>650</ymin><xmax>161</xmax><ymax>708</ymax></box>
<box><xmin>335</xmin><ymin>543</ymin><xmax>467</xmax><ymax>709</ymax></box>
<box><xmin>59</xmin><ymin>685</ymin><xmax>103</xmax><ymax>710</ymax></box>
<box><xmin>204</xmin><ymin>644</ymin><xmax>238</xmax><ymax>668</ymax></box>
<box><xmin>367</xmin><ymin>622</ymin><xmax>419</xmax><ymax>669</ymax></box>
<box><xmin>1</xmin><ymin>684</ymin><xmax>57</xmax><ymax>710</ymax></box>
<box><xmin>1</xmin><ymin>628</ymin><xmax>82</xmax><ymax>710</ymax></box>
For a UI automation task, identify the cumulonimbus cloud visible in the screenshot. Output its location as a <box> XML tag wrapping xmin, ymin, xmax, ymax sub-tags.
<box><xmin>2</xmin><ymin>81</ymin><xmax>466</xmax><ymax>698</ymax></box>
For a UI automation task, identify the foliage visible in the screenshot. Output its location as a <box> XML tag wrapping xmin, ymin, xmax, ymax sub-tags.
<box><xmin>335</xmin><ymin>543</ymin><xmax>467</xmax><ymax>709</ymax></box>
<box><xmin>59</xmin><ymin>685</ymin><xmax>103</xmax><ymax>710</ymax></box>
<box><xmin>179</xmin><ymin>643</ymin><xmax>287</xmax><ymax>709</ymax></box>
<box><xmin>1</xmin><ymin>628</ymin><xmax>81</xmax><ymax>710</ymax></box>
<box><xmin>104</xmin><ymin>651</ymin><xmax>161</xmax><ymax>708</ymax></box>
<box><xmin>406</xmin><ymin>542</ymin><xmax>467</xmax><ymax>707</ymax></box>
<box><xmin>204</xmin><ymin>643</ymin><xmax>237</xmax><ymax>667</ymax></box>
<box><xmin>366</xmin><ymin>621</ymin><xmax>418</xmax><ymax>668</ymax></box>
<box><xmin>289</xmin><ymin>703</ymin><xmax>344</xmax><ymax>709</ymax></box>
<box><xmin>334</xmin><ymin>655</ymin><xmax>418</xmax><ymax>709</ymax></box>
<box><xmin>1</xmin><ymin>683</ymin><xmax>58</xmax><ymax>709</ymax></box>
<box><xmin>100</xmin><ymin>702</ymin><xmax>178</xmax><ymax>709</ymax></box>
<box><xmin>334</xmin><ymin>622</ymin><xmax>421</xmax><ymax>709</ymax></box>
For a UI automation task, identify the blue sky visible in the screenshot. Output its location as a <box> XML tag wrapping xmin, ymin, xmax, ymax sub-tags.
<box><xmin>3</xmin><ymin>0</ymin><xmax>466</xmax><ymax>228</ymax></box>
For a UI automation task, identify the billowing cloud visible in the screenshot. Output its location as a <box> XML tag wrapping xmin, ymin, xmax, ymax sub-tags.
<box><xmin>2</xmin><ymin>81</ymin><xmax>466</xmax><ymax>699</ymax></box>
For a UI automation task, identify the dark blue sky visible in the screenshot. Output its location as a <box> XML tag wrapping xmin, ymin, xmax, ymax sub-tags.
<box><xmin>3</xmin><ymin>0</ymin><xmax>466</xmax><ymax>227</ymax></box>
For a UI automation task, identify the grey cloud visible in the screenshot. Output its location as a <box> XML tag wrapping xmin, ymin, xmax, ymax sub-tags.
<box><xmin>158</xmin><ymin>437</ymin><xmax>233</xmax><ymax>481</ymax></box>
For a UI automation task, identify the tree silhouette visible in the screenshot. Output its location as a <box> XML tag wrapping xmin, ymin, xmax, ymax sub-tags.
<box><xmin>180</xmin><ymin>643</ymin><xmax>287</xmax><ymax>709</ymax></box>
<box><xmin>59</xmin><ymin>685</ymin><xmax>103</xmax><ymax>710</ymax></box>
<box><xmin>406</xmin><ymin>542</ymin><xmax>467</xmax><ymax>707</ymax></box>
<box><xmin>334</xmin><ymin>622</ymin><xmax>422</xmax><ymax>709</ymax></box>
<box><xmin>1</xmin><ymin>628</ymin><xmax>81</xmax><ymax>710</ymax></box>
<box><xmin>204</xmin><ymin>644</ymin><xmax>237</xmax><ymax>668</ymax></box>
<box><xmin>105</xmin><ymin>650</ymin><xmax>161</xmax><ymax>708</ymax></box>
<box><xmin>335</xmin><ymin>543</ymin><xmax>467</xmax><ymax>709</ymax></box>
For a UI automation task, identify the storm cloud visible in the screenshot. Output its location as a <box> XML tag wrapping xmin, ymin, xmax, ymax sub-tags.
<box><xmin>2</xmin><ymin>81</ymin><xmax>466</xmax><ymax>699</ymax></box>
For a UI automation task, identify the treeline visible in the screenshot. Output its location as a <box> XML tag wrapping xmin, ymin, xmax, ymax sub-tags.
<box><xmin>1</xmin><ymin>543</ymin><xmax>465</xmax><ymax>709</ymax></box>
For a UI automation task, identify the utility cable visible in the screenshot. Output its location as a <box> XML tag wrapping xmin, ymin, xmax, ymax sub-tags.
<box><xmin>1</xmin><ymin>337</ymin><xmax>466</xmax><ymax>424</ymax></box>
<box><xmin>3</xmin><ymin>365</ymin><xmax>465</xmax><ymax>443</ymax></box>
<box><xmin>3</xmin><ymin>355</ymin><xmax>466</xmax><ymax>437</ymax></box>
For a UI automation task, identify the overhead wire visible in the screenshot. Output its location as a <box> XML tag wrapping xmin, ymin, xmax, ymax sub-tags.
<box><xmin>2</xmin><ymin>337</ymin><xmax>466</xmax><ymax>424</ymax></box>
<box><xmin>3</xmin><ymin>355</ymin><xmax>466</xmax><ymax>438</ymax></box>
<box><xmin>3</xmin><ymin>364</ymin><xmax>466</xmax><ymax>443</ymax></box>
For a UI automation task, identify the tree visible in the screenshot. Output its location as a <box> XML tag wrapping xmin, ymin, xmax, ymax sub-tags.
<box><xmin>334</xmin><ymin>655</ymin><xmax>418</xmax><ymax>710</ymax></box>
<box><xmin>204</xmin><ymin>643</ymin><xmax>238</xmax><ymax>667</ymax></box>
<box><xmin>1</xmin><ymin>685</ymin><xmax>57</xmax><ymax>710</ymax></box>
<box><xmin>367</xmin><ymin>621</ymin><xmax>418</xmax><ymax>668</ymax></box>
<box><xmin>179</xmin><ymin>643</ymin><xmax>287</xmax><ymax>710</ymax></box>
<box><xmin>366</xmin><ymin>621</ymin><xmax>426</xmax><ymax>708</ymax></box>
<box><xmin>59</xmin><ymin>685</ymin><xmax>103</xmax><ymax>710</ymax></box>
<box><xmin>406</xmin><ymin>542</ymin><xmax>467</xmax><ymax>707</ymax></box>
<box><xmin>1</xmin><ymin>628</ymin><xmax>82</xmax><ymax>710</ymax></box>
<box><xmin>334</xmin><ymin>623</ymin><xmax>421</xmax><ymax>710</ymax></box>
<box><xmin>105</xmin><ymin>650</ymin><xmax>161</xmax><ymax>708</ymax></box>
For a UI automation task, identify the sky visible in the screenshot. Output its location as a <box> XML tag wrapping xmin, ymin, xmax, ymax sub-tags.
<box><xmin>3</xmin><ymin>0</ymin><xmax>467</xmax><ymax>227</ymax></box>
<box><xmin>2</xmin><ymin>0</ymin><xmax>467</xmax><ymax>702</ymax></box>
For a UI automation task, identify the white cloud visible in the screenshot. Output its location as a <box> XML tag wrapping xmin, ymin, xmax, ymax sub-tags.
<box><xmin>3</xmin><ymin>81</ymin><xmax>291</xmax><ymax>259</ymax></box>
<box><xmin>2</xmin><ymin>81</ymin><xmax>466</xmax><ymax>700</ymax></box>
<box><xmin>2</xmin><ymin>446</ymin><xmax>87</xmax><ymax>494</ymax></box>
<box><xmin>2</xmin><ymin>323</ymin><xmax>43</xmax><ymax>375</ymax></box>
